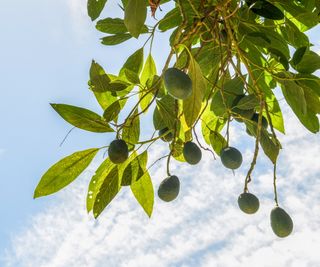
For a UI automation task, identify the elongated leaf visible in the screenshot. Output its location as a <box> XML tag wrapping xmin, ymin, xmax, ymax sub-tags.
<box><xmin>294</xmin><ymin>50</ymin><xmax>320</xmax><ymax>74</ymax></box>
<box><xmin>93</xmin><ymin>166</ymin><xmax>120</xmax><ymax>218</ymax></box>
<box><xmin>260</xmin><ymin>129</ymin><xmax>280</xmax><ymax>164</ymax></box>
<box><xmin>210</xmin><ymin>131</ymin><xmax>227</xmax><ymax>156</ymax></box>
<box><xmin>131</xmin><ymin>171</ymin><xmax>154</xmax><ymax>217</ymax></box>
<box><xmin>103</xmin><ymin>99</ymin><xmax>126</xmax><ymax>122</ymax></box>
<box><xmin>120</xmin><ymin>48</ymin><xmax>144</xmax><ymax>77</ymax></box>
<box><xmin>101</xmin><ymin>33</ymin><xmax>132</xmax><ymax>46</ymax></box>
<box><xmin>158</xmin><ymin>8</ymin><xmax>182</xmax><ymax>32</ymax></box>
<box><xmin>86</xmin><ymin>158</ymin><xmax>115</xmax><ymax>212</ymax></box>
<box><xmin>121</xmin><ymin>151</ymin><xmax>147</xmax><ymax>186</ymax></box>
<box><xmin>124</xmin><ymin>0</ymin><xmax>147</xmax><ymax>38</ymax></box>
<box><xmin>291</xmin><ymin>46</ymin><xmax>307</xmax><ymax>66</ymax></box>
<box><xmin>236</xmin><ymin>95</ymin><xmax>260</xmax><ymax>110</ymax></box>
<box><xmin>51</xmin><ymin>104</ymin><xmax>114</xmax><ymax>133</ymax></box>
<box><xmin>122</xmin><ymin>109</ymin><xmax>140</xmax><ymax>145</ymax></box>
<box><xmin>96</xmin><ymin>18</ymin><xmax>127</xmax><ymax>34</ymax></box>
<box><xmin>34</xmin><ymin>148</ymin><xmax>99</xmax><ymax>198</ymax></box>
<box><xmin>156</xmin><ymin>95</ymin><xmax>176</xmax><ymax>129</ymax></box>
<box><xmin>87</xmin><ymin>0</ymin><xmax>107</xmax><ymax>21</ymax></box>
<box><xmin>153</xmin><ymin>106</ymin><xmax>166</xmax><ymax>130</ymax></box>
<box><xmin>90</xmin><ymin>61</ymin><xmax>111</xmax><ymax>92</ymax></box>
<box><xmin>140</xmin><ymin>54</ymin><xmax>157</xmax><ymax>111</ymax></box>
<box><xmin>183</xmin><ymin>58</ymin><xmax>206</xmax><ymax>127</ymax></box>
<box><xmin>280</xmin><ymin>79</ymin><xmax>319</xmax><ymax>133</ymax></box>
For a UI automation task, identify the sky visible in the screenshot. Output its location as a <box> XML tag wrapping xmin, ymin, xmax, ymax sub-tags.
<box><xmin>0</xmin><ymin>1</ymin><xmax>320</xmax><ymax>266</ymax></box>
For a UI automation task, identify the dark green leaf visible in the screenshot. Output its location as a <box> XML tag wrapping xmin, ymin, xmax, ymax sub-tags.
<box><xmin>156</xmin><ymin>95</ymin><xmax>176</xmax><ymax>129</ymax></box>
<box><xmin>96</xmin><ymin>18</ymin><xmax>127</xmax><ymax>34</ymax></box>
<box><xmin>51</xmin><ymin>104</ymin><xmax>114</xmax><ymax>133</ymax></box>
<box><xmin>87</xmin><ymin>0</ymin><xmax>107</xmax><ymax>21</ymax></box>
<box><xmin>86</xmin><ymin>158</ymin><xmax>115</xmax><ymax>212</ymax></box>
<box><xmin>122</xmin><ymin>108</ymin><xmax>140</xmax><ymax>145</ymax></box>
<box><xmin>101</xmin><ymin>33</ymin><xmax>132</xmax><ymax>45</ymax></box>
<box><xmin>103</xmin><ymin>99</ymin><xmax>126</xmax><ymax>122</ymax></box>
<box><xmin>291</xmin><ymin>46</ymin><xmax>307</xmax><ymax>66</ymax></box>
<box><xmin>235</xmin><ymin>95</ymin><xmax>260</xmax><ymax>110</ymax></box>
<box><xmin>34</xmin><ymin>148</ymin><xmax>99</xmax><ymax>198</ymax></box>
<box><xmin>93</xmin><ymin>166</ymin><xmax>120</xmax><ymax>218</ymax></box>
<box><xmin>90</xmin><ymin>60</ymin><xmax>111</xmax><ymax>92</ymax></box>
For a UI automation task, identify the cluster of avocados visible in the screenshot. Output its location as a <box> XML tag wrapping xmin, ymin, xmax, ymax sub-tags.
<box><xmin>238</xmin><ymin>192</ymin><xmax>293</xmax><ymax>238</ymax></box>
<box><xmin>108</xmin><ymin>67</ymin><xmax>293</xmax><ymax>238</ymax></box>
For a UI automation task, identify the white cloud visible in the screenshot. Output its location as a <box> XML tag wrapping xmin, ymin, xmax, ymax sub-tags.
<box><xmin>2</xmin><ymin>107</ymin><xmax>320</xmax><ymax>267</ymax></box>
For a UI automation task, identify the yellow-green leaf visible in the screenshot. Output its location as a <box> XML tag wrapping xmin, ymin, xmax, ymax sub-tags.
<box><xmin>34</xmin><ymin>148</ymin><xmax>99</xmax><ymax>198</ymax></box>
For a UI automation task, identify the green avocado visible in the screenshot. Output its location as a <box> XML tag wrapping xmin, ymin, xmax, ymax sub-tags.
<box><xmin>159</xmin><ymin>127</ymin><xmax>173</xmax><ymax>142</ymax></box>
<box><xmin>108</xmin><ymin>139</ymin><xmax>129</xmax><ymax>164</ymax></box>
<box><xmin>158</xmin><ymin>175</ymin><xmax>180</xmax><ymax>202</ymax></box>
<box><xmin>270</xmin><ymin>207</ymin><xmax>293</xmax><ymax>238</ymax></box>
<box><xmin>164</xmin><ymin>68</ymin><xmax>192</xmax><ymax>100</ymax></box>
<box><xmin>238</xmin><ymin>192</ymin><xmax>260</xmax><ymax>214</ymax></box>
<box><xmin>220</xmin><ymin>147</ymin><xmax>243</xmax><ymax>169</ymax></box>
<box><xmin>183</xmin><ymin>141</ymin><xmax>202</xmax><ymax>165</ymax></box>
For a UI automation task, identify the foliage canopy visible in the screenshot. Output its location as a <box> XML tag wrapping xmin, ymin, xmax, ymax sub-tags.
<box><xmin>35</xmin><ymin>0</ymin><xmax>320</xmax><ymax>236</ymax></box>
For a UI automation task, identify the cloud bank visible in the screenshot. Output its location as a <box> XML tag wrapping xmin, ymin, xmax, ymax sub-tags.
<box><xmin>2</xmin><ymin>106</ymin><xmax>320</xmax><ymax>267</ymax></box>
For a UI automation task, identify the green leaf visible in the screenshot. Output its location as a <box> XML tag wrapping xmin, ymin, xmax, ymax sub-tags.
<box><xmin>183</xmin><ymin>58</ymin><xmax>206</xmax><ymax>127</ymax></box>
<box><xmin>123</xmin><ymin>68</ymin><xmax>140</xmax><ymax>84</ymax></box>
<box><xmin>96</xmin><ymin>18</ymin><xmax>127</xmax><ymax>34</ymax></box>
<box><xmin>291</xmin><ymin>46</ymin><xmax>307</xmax><ymax>66</ymax></box>
<box><xmin>86</xmin><ymin>158</ymin><xmax>115</xmax><ymax>212</ymax></box>
<box><xmin>93</xmin><ymin>91</ymin><xmax>117</xmax><ymax>110</ymax></box>
<box><xmin>153</xmin><ymin>106</ymin><xmax>166</xmax><ymax>130</ymax></box>
<box><xmin>89</xmin><ymin>61</ymin><xmax>111</xmax><ymax>92</ymax></box>
<box><xmin>34</xmin><ymin>148</ymin><xmax>99</xmax><ymax>198</ymax></box>
<box><xmin>156</xmin><ymin>95</ymin><xmax>176</xmax><ymax>129</ymax></box>
<box><xmin>264</xmin><ymin>90</ymin><xmax>285</xmax><ymax>134</ymax></box>
<box><xmin>120</xmin><ymin>48</ymin><xmax>144</xmax><ymax>77</ymax></box>
<box><xmin>122</xmin><ymin>108</ymin><xmax>140</xmax><ymax>145</ymax></box>
<box><xmin>260</xmin><ymin>129</ymin><xmax>280</xmax><ymax>164</ymax></box>
<box><xmin>101</xmin><ymin>33</ymin><xmax>132</xmax><ymax>46</ymax></box>
<box><xmin>140</xmin><ymin>54</ymin><xmax>157</xmax><ymax>112</ymax></box>
<box><xmin>296</xmin><ymin>74</ymin><xmax>320</xmax><ymax>97</ymax></box>
<box><xmin>201</xmin><ymin>107</ymin><xmax>226</xmax><ymax>145</ymax></box>
<box><xmin>224</xmin><ymin>76</ymin><xmax>245</xmax><ymax>95</ymax></box>
<box><xmin>235</xmin><ymin>94</ymin><xmax>260</xmax><ymax>110</ymax></box>
<box><xmin>158</xmin><ymin>8</ymin><xmax>182</xmax><ymax>32</ymax></box>
<box><xmin>280</xmin><ymin>79</ymin><xmax>319</xmax><ymax>133</ymax></box>
<box><xmin>103</xmin><ymin>98</ymin><xmax>126</xmax><ymax>122</ymax></box>
<box><xmin>87</xmin><ymin>0</ymin><xmax>107</xmax><ymax>21</ymax></box>
<box><xmin>294</xmin><ymin>50</ymin><xmax>320</xmax><ymax>74</ymax></box>
<box><xmin>124</xmin><ymin>0</ymin><xmax>147</xmax><ymax>38</ymax></box>
<box><xmin>209</xmin><ymin>131</ymin><xmax>227</xmax><ymax>156</ymax></box>
<box><xmin>249</xmin><ymin>1</ymin><xmax>284</xmax><ymax>20</ymax></box>
<box><xmin>131</xmin><ymin>171</ymin><xmax>154</xmax><ymax>217</ymax></box>
<box><xmin>51</xmin><ymin>104</ymin><xmax>114</xmax><ymax>133</ymax></box>
<box><xmin>121</xmin><ymin>151</ymin><xmax>148</xmax><ymax>186</ymax></box>
<box><xmin>93</xmin><ymin>166</ymin><xmax>120</xmax><ymax>218</ymax></box>
<box><xmin>141</xmin><ymin>54</ymin><xmax>157</xmax><ymax>85</ymax></box>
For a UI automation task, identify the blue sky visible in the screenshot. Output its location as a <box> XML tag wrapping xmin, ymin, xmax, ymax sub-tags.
<box><xmin>0</xmin><ymin>1</ymin><xmax>320</xmax><ymax>266</ymax></box>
